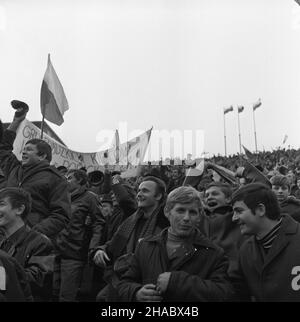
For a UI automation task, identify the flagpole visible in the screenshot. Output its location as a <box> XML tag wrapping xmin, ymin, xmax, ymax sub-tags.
<box><xmin>223</xmin><ymin>112</ymin><xmax>227</xmax><ymax>157</ymax></box>
<box><xmin>40</xmin><ymin>114</ymin><xmax>45</xmax><ymax>139</ymax></box>
<box><xmin>237</xmin><ymin>110</ymin><xmax>242</xmax><ymax>154</ymax></box>
<box><xmin>253</xmin><ymin>108</ymin><xmax>258</xmax><ymax>153</ymax></box>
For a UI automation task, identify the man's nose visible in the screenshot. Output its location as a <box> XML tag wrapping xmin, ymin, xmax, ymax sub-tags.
<box><xmin>232</xmin><ymin>212</ymin><xmax>239</xmax><ymax>222</ymax></box>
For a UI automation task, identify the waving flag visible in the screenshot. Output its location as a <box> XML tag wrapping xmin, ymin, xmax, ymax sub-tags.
<box><xmin>253</xmin><ymin>98</ymin><xmax>262</xmax><ymax>111</ymax></box>
<box><xmin>282</xmin><ymin>134</ymin><xmax>288</xmax><ymax>145</ymax></box>
<box><xmin>183</xmin><ymin>159</ymin><xmax>205</xmax><ymax>187</ymax></box>
<box><xmin>238</xmin><ymin>105</ymin><xmax>244</xmax><ymax>113</ymax></box>
<box><xmin>242</xmin><ymin>145</ymin><xmax>254</xmax><ymax>160</ymax></box>
<box><xmin>40</xmin><ymin>54</ymin><xmax>69</xmax><ymax>125</ymax></box>
<box><xmin>224</xmin><ymin>106</ymin><xmax>233</xmax><ymax>114</ymax></box>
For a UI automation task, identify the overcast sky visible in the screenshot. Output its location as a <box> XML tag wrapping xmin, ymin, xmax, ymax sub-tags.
<box><xmin>0</xmin><ymin>0</ymin><xmax>300</xmax><ymax>160</ymax></box>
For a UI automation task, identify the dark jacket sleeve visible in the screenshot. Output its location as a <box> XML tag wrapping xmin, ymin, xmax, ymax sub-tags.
<box><xmin>227</xmin><ymin>254</ymin><xmax>251</xmax><ymax>301</ymax></box>
<box><xmin>112</xmin><ymin>183</ymin><xmax>137</xmax><ymax>219</ymax></box>
<box><xmin>116</xmin><ymin>242</ymin><xmax>145</xmax><ymax>301</ymax></box>
<box><xmin>24</xmin><ymin>235</ymin><xmax>54</xmax><ymax>289</ymax></box>
<box><xmin>89</xmin><ymin>195</ymin><xmax>106</xmax><ymax>252</ymax></box>
<box><xmin>32</xmin><ymin>177</ymin><xmax>70</xmax><ymax>238</ymax></box>
<box><xmin>101</xmin><ymin>172</ymin><xmax>112</xmax><ymax>194</ymax></box>
<box><xmin>0</xmin><ymin>129</ymin><xmax>21</xmax><ymax>176</ymax></box>
<box><xmin>165</xmin><ymin>250</ymin><xmax>235</xmax><ymax>301</ymax></box>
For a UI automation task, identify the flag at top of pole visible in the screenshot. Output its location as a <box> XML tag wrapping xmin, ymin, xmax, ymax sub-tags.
<box><xmin>224</xmin><ymin>105</ymin><xmax>233</xmax><ymax>114</ymax></box>
<box><xmin>238</xmin><ymin>105</ymin><xmax>244</xmax><ymax>113</ymax></box>
<box><xmin>252</xmin><ymin>98</ymin><xmax>262</xmax><ymax>111</ymax></box>
<box><xmin>40</xmin><ymin>54</ymin><xmax>69</xmax><ymax>126</ymax></box>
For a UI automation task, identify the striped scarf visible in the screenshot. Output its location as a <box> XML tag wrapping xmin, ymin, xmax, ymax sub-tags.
<box><xmin>256</xmin><ymin>217</ymin><xmax>283</xmax><ymax>253</ymax></box>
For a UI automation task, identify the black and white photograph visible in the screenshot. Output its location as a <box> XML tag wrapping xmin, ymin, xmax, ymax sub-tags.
<box><xmin>0</xmin><ymin>0</ymin><xmax>300</xmax><ymax>310</ymax></box>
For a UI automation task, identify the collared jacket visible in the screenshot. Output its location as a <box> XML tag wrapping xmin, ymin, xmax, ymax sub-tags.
<box><xmin>117</xmin><ymin>228</ymin><xmax>234</xmax><ymax>302</ymax></box>
<box><xmin>280</xmin><ymin>197</ymin><xmax>300</xmax><ymax>223</ymax></box>
<box><xmin>229</xmin><ymin>215</ymin><xmax>300</xmax><ymax>301</ymax></box>
<box><xmin>56</xmin><ymin>186</ymin><xmax>105</xmax><ymax>261</ymax></box>
<box><xmin>0</xmin><ymin>250</ymin><xmax>33</xmax><ymax>302</ymax></box>
<box><xmin>0</xmin><ymin>226</ymin><xmax>53</xmax><ymax>299</ymax></box>
<box><xmin>0</xmin><ymin>129</ymin><xmax>70</xmax><ymax>239</ymax></box>
<box><xmin>198</xmin><ymin>205</ymin><xmax>245</xmax><ymax>272</ymax></box>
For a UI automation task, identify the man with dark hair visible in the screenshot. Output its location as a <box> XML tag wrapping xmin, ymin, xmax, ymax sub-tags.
<box><xmin>198</xmin><ymin>182</ymin><xmax>244</xmax><ymax>272</ymax></box>
<box><xmin>54</xmin><ymin>169</ymin><xmax>105</xmax><ymax>301</ymax></box>
<box><xmin>230</xmin><ymin>183</ymin><xmax>300</xmax><ymax>301</ymax></box>
<box><xmin>270</xmin><ymin>175</ymin><xmax>300</xmax><ymax>222</ymax></box>
<box><xmin>0</xmin><ymin>187</ymin><xmax>54</xmax><ymax>300</ymax></box>
<box><xmin>117</xmin><ymin>186</ymin><xmax>234</xmax><ymax>302</ymax></box>
<box><xmin>92</xmin><ymin>176</ymin><xmax>169</xmax><ymax>301</ymax></box>
<box><xmin>0</xmin><ymin>102</ymin><xmax>70</xmax><ymax>240</ymax></box>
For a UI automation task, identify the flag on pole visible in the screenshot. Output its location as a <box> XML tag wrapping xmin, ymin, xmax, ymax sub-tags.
<box><xmin>282</xmin><ymin>134</ymin><xmax>288</xmax><ymax>145</ymax></box>
<box><xmin>224</xmin><ymin>106</ymin><xmax>234</xmax><ymax>114</ymax></box>
<box><xmin>252</xmin><ymin>98</ymin><xmax>262</xmax><ymax>111</ymax></box>
<box><xmin>242</xmin><ymin>145</ymin><xmax>254</xmax><ymax>160</ymax></box>
<box><xmin>238</xmin><ymin>105</ymin><xmax>244</xmax><ymax>113</ymax></box>
<box><xmin>183</xmin><ymin>159</ymin><xmax>205</xmax><ymax>187</ymax></box>
<box><xmin>40</xmin><ymin>54</ymin><xmax>69</xmax><ymax>125</ymax></box>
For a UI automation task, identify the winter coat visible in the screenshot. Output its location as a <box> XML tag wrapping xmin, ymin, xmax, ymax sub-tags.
<box><xmin>57</xmin><ymin>186</ymin><xmax>105</xmax><ymax>261</ymax></box>
<box><xmin>0</xmin><ymin>249</ymin><xmax>33</xmax><ymax>302</ymax></box>
<box><xmin>0</xmin><ymin>129</ymin><xmax>70</xmax><ymax>239</ymax></box>
<box><xmin>0</xmin><ymin>225</ymin><xmax>54</xmax><ymax>299</ymax></box>
<box><xmin>198</xmin><ymin>205</ymin><xmax>246</xmax><ymax>272</ymax></box>
<box><xmin>229</xmin><ymin>215</ymin><xmax>300</xmax><ymax>301</ymax></box>
<box><xmin>280</xmin><ymin>196</ymin><xmax>300</xmax><ymax>223</ymax></box>
<box><xmin>101</xmin><ymin>182</ymin><xmax>137</xmax><ymax>244</ymax></box>
<box><xmin>117</xmin><ymin>228</ymin><xmax>234</xmax><ymax>302</ymax></box>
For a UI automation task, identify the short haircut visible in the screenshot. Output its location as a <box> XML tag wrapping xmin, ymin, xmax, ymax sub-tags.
<box><xmin>232</xmin><ymin>183</ymin><xmax>281</xmax><ymax>220</ymax></box>
<box><xmin>68</xmin><ymin>169</ymin><xmax>88</xmax><ymax>186</ymax></box>
<box><xmin>0</xmin><ymin>187</ymin><xmax>32</xmax><ymax>220</ymax></box>
<box><xmin>141</xmin><ymin>176</ymin><xmax>166</xmax><ymax>204</ymax></box>
<box><xmin>270</xmin><ymin>175</ymin><xmax>290</xmax><ymax>189</ymax></box>
<box><xmin>205</xmin><ymin>182</ymin><xmax>232</xmax><ymax>199</ymax></box>
<box><xmin>26</xmin><ymin>139</ymin><xmax>52</xmax><ymax>162</ymax></box>
<box><xmin>165</xmin><ymin>186</ymin><xmax>203</xmax><ymax>213</ymax></box>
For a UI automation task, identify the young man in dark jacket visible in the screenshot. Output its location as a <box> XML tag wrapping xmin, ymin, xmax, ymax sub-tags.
<box><xmin>54</xmin><ymin>169</ymin><xmax>105</xmax><ymax>301</ymax></box>
<box><xmin>0</xmin><ymin>187</ymin><xmax>54</xmax><ymax>300</ymax></box>
<box><xmin>117</xmin><ymin>186</ymin><xmax>234</xmax><ymax>302</ymax></box>
<box><xmin>230</xmin><ymin>183</ymin><xmax>300</xmax><ymax>301</ymax></box>
<box><xmin>270</xmin><ymin>174</ymin><xmax>300</xmax><ymax>222</ymax></box>
<box><xmin>0</xmin><ymin>102</ymin><xmax>70</xmax><ymax>240</ymax></box>
<box><xmin>92</xmin><ymin>176</ymin><xmax>169</xmax><ymax>301</ymax></box>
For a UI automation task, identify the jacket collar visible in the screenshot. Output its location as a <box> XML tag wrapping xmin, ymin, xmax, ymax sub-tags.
<box><xmin>204</xmin><ymin>205</ymin><xmax>232</xmax><ymax>216</ymax></box>
<box><xmin>147</xmin><ymin>227</ymin><xmax>216</xmax><ymax>250</ymax></box>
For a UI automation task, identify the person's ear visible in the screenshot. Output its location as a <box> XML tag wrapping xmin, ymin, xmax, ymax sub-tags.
<box><xmin>38</xmin><ymin>153</ymin><xmax>47</xmax><ymax>161</ymax></box>
<box><xmin>16</xmin><ymin>205</ymin><xmax>25</xmax><ymax>217</ymax></box>
<box><xmin>164</xmin><ymin>206</ymin><xmax>170</xmax><ymax>220</ymax></box>
<box><xmin>255</xmin><ymin>203</ymin><xmax>266</xmax><ymax>217</ymax></box>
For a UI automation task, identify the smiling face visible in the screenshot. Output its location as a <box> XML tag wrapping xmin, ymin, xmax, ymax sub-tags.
<box><xmin>0</xmin><ymin>197</ymin><xmax>24</xmax><ymax>230</ymax></box>
<box><xmin>165</xmin><ymin>202</ymin><xmax>200</xmax><ymax>237</ymax></box>
<box><xmin>21</xmin><ymin>143</ymin><xmax>43</xmax><ymax>166</ymax></box>
<box><xmin>204</xmin><ymin>186</ymin><xmax>230</xmax><ymax>211</ymax></box>
<box><xmin>232</xmin><ymin>200</ymin><xmax>261</xmax><ymax>236</ymax></box>
<box><xmin>136</xmin><ymin>181</ymin><xmax>161</xmax><ymax>210</ymax></box>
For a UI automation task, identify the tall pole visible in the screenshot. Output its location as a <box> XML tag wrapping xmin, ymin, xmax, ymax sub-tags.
<box><xmin>223</xmin><ymin>112</ymin><xmax>227</xmax><ymax>157</ymax></box>
<box><xmin>237</xmin><ymin>110</ymin><xmax>242</xmax><ymax>154</ymax></box>
<box><xmin>253</xmin><ymin>109</ymin><xmax>258</xmax><ymax>153</ymax></box>
<box><xmin>40</xmin><ymin>114</ymin><xmax>45</xmax><ymax>139</ymax></box>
